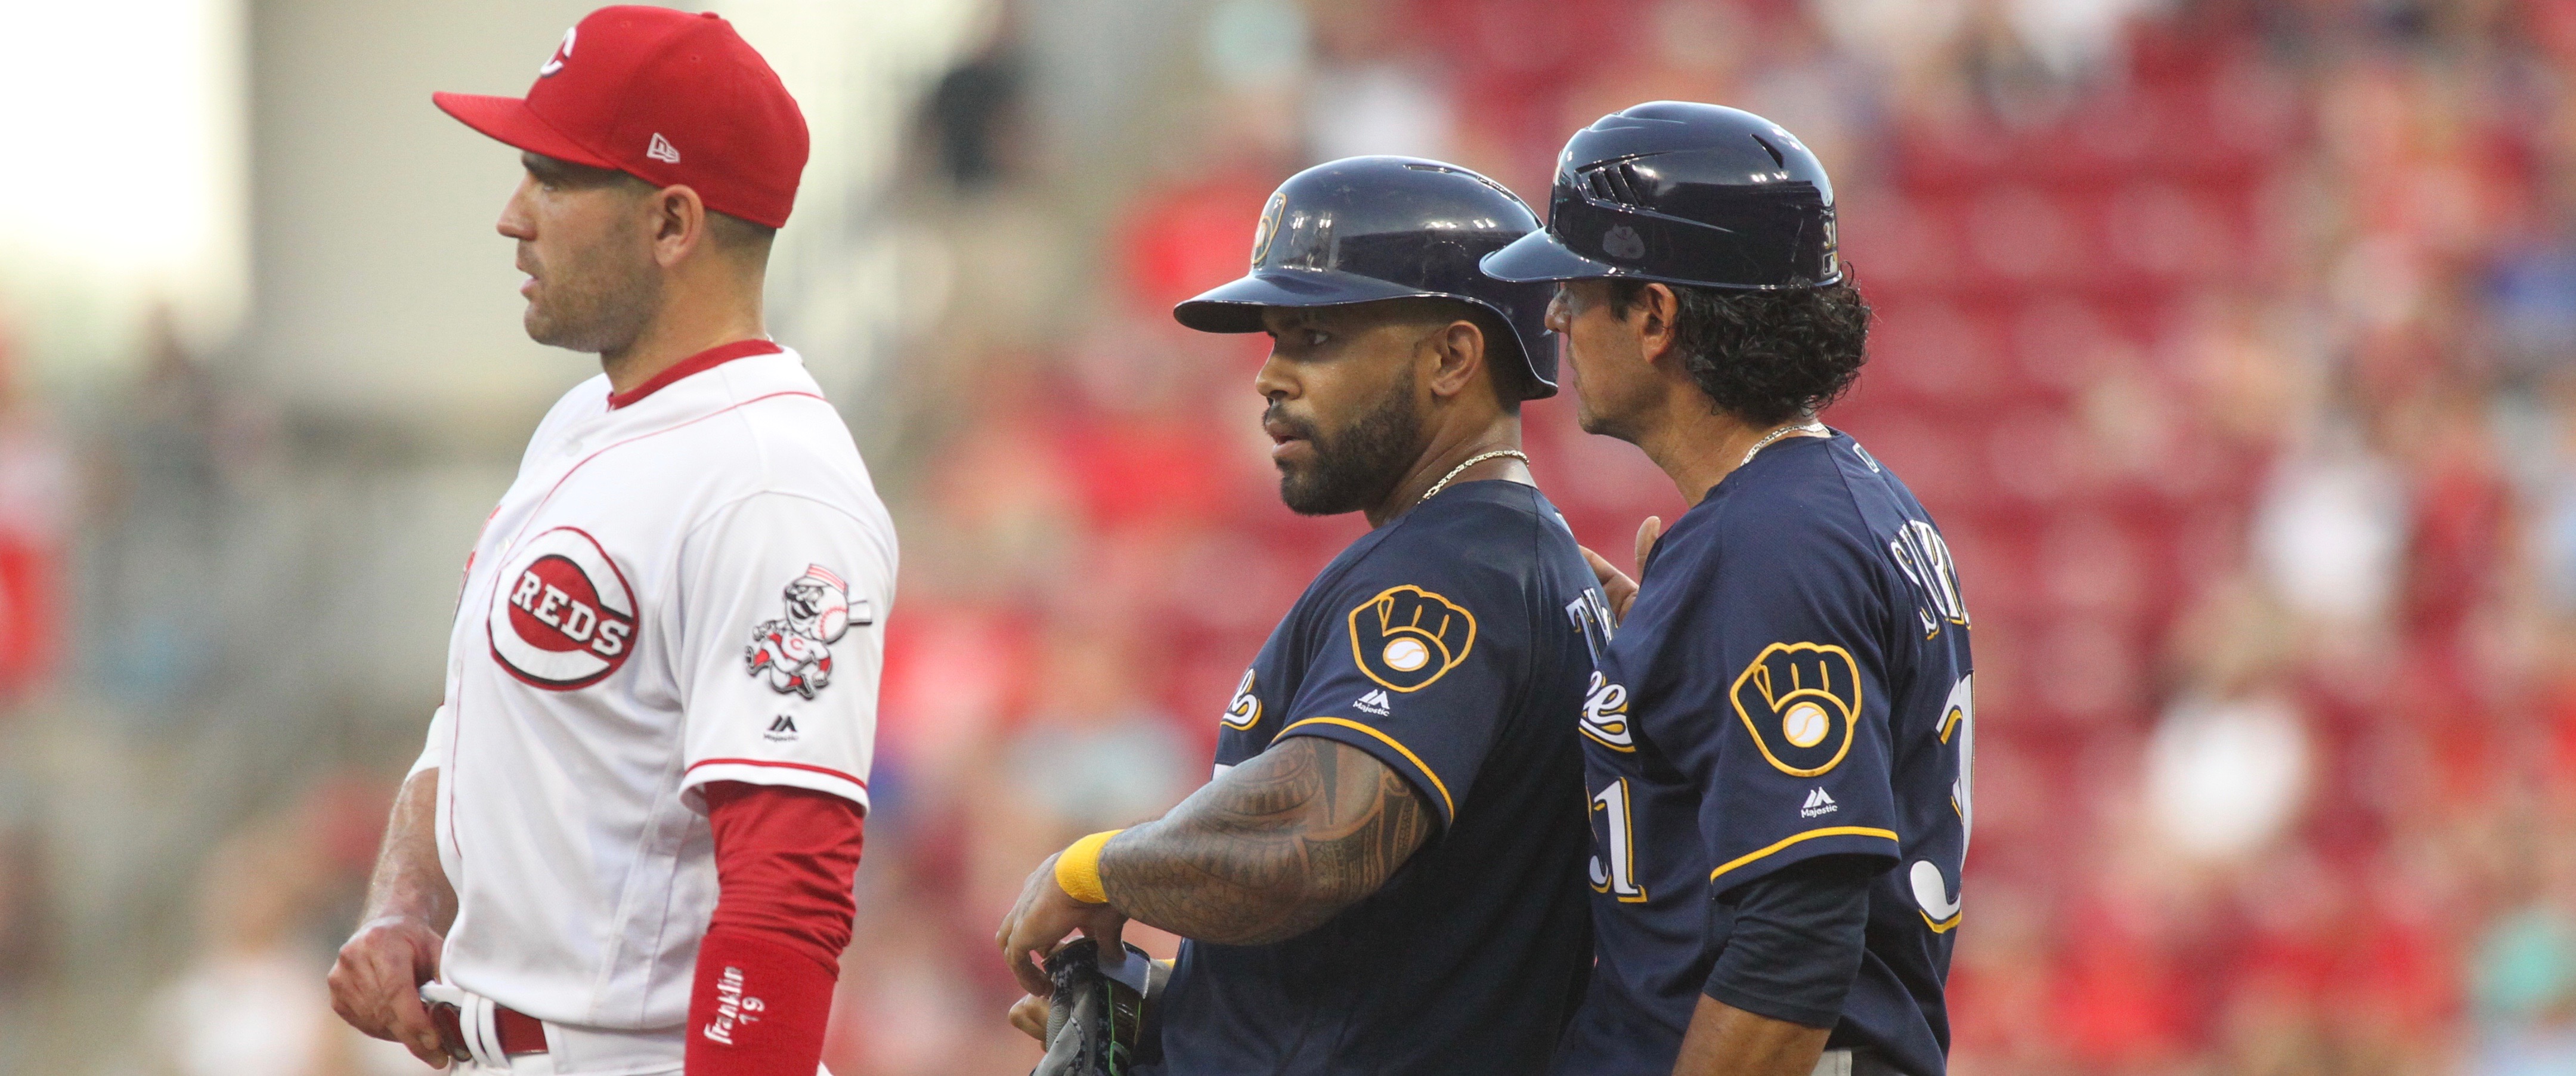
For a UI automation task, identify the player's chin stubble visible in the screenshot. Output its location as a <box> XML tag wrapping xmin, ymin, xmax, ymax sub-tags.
<box><xmin>1275</xmin><ymin>385</ymin><xmax>1425</xmax><ymax>517</ymax></box>
<box><xmin>523</xmin><ymin>237</ymin><xmax>662</xmax><ymax>355</ymax></box>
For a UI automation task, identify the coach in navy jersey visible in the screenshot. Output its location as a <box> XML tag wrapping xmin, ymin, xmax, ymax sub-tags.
<box><xmin>996</xmin><ymin>156</ymin><xmax>1603</xmax><ymax>1075</ymax></box>
<box><xmin>1485</xmin><ymin>103</ymin><xmax>1974</xmax><ymax>1076</ymax></box>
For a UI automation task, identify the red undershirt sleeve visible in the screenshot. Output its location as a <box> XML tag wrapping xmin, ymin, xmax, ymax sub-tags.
<box><xmin>688</xmin><ymin>781</ymin><xmax>865</xmax><ymax>1076</ymax></box>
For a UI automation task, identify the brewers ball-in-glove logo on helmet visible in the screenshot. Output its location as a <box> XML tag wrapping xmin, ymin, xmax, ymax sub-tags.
<box><xmin>745</xmin><ymin>564</ymin><xmax>871</xmax><ymax>699</ymax></box>
<box><xmin>1731</xmin><ymin>642</ymin><xmax>1864</xmax><ymax>777</ymax></box>
<box><xmin>488</xmin><ymin>527</ymin><xmax>639</xmax><ymax>689</ymax></box>
<box><xmin>1348</xmin><ymin>585</ymin><xmax>1476</xmax><ymax>692</ymax></box>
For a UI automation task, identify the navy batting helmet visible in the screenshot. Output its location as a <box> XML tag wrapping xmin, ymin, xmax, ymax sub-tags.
<box><xmin>1174</xmin><ymin>156</ymin><xmax>1559</xmax><ymax>399</ymax></box>
<box><xmin>1482</xmin><ymin>101</ymin><xmax>1841</xmax><ymax>290</ymax></box>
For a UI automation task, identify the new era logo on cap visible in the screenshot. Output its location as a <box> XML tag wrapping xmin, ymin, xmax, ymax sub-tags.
<box><xmin>432</xmin><ymin>5</ymin><xmax>808</xmax><ymax>228</ymax></box>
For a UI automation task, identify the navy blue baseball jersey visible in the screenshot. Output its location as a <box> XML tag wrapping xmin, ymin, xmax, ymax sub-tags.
<box><xmin>1552</xmin><ymin>432</ymin><xmax>1972</xmax><ymax>1076</ymax></box>
<box><xmin>1147</xmin><ymin>479</ymin><xmax>1600</xmax><ymax>1076</ymax></box>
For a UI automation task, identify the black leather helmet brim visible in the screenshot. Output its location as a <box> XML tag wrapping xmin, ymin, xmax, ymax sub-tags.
<box><xmin>1172</xmin><ymin>269</ymin><xmax>1435</xmax><ymax>333</ymax></box>
<box><xmin>1479</xmin><ymin>228</ymin><xmax>1623</xmax><ymax>284</ymax></box>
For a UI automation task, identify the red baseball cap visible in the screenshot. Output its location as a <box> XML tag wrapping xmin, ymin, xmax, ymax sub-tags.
<box><xmin>434</xmin><ymin>6</ymin><xmax>808</xmax><ymax>228</ymax></box>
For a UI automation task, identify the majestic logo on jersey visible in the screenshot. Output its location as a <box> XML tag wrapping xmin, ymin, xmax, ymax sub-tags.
<box><xmin>1250</xmin><ymin>191</ymin><xmax>1286</xmax><ymax>268</ymax></box>
<box><xmin>1731</xmin><ymin>642</ymin><xmax>1863</xmax><ymax>777</ymax></box>
<box><xmin>1353</xmin><ymin>689</ymin><xmax>1392</xmax><ymax>716</ymax></box>
<box><xmin>488</xmin><ymin>527</ymin><xmax>639</xmax><ymax>690</ymax></box>
<box><xmin>1890</xmin><ymin>520</ymin><xmax>1968</xmax><ymax>638</ymax></box>
<box><xmin>1348</xmin><ymin>585</ymin><xmax>1476</xmax><ymax>692</ymax></box>
<box><xmin>1800</xmin><ymin>787</ymin><xmax>1838</xmax><ymax>818</ymax></box>
<box><xmin>1578</xmin><ymin>670</ymin><xmax>1634</xmax><ymax>752</ymax></box>
<box><xmin>1221</xmin><ymin>669</ymin><xmax>1262</xmax><ymax>729</ymax></box>
<box><xmin>746</xmin><ymin>564</ymin><xmax>870</xmax><ymax>700</ymax></box>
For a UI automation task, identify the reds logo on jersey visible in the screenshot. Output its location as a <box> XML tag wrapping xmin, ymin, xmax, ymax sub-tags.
<box><xmin>746</xmin><ymin>564</ymin><xmax>871</xmax><ymax>700</ymax></box>
<box><xmin>487</xmin><ymin>527</ymin><xmax>639</xmax><ymax>689</ymax></box>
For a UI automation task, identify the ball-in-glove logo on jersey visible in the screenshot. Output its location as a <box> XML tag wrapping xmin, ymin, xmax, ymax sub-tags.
<box><xmin>745</xmin><ymin>564</ymin><xmax>872</xmax><ymax>699</ymax></box>
<box><xmin>1731</xmin><ymin>642</ymin><xmax>1863</xmax><ymax>777</ymax></box>
<box><xmin>1348</xmin><ymin>585</ymin><xmax>1476</xmax><ymax>692</ymax></box>
<box><xmin>488</xmin><ymin>527</ymin><xmax>639</xmax><ymax>690</ymax></box>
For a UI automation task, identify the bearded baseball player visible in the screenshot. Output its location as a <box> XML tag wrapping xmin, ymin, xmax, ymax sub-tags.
<box><xmin>324</xmin><ymin>8</ymin><xmax>894</xmax><ymax>1076</ymax></box>
<box><xmin>995</xmin><ymin>157</ymin><xmax>1603</xmax><ymax>1074</ymax></box>
<box><xmin>1482</xmin><ymin>103</ymin><xmax>1970</xmax><ymax>1076</ymax></box>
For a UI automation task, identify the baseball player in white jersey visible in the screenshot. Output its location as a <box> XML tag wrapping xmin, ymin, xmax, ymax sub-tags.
<box><xmin>326</xmin><ymin>9</ymin><xmax>893</xmax><ymax>1076</ymax></box>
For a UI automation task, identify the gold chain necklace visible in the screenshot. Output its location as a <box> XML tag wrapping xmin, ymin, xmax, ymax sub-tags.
<box><xmin>1739</xmin><ymin>421</ymin><xmax>1828</xmax><ymax>468</ymax></box>
<box><xmin>1419</xmin><ymin>449</ymin><xmax>1530</xmax><ymax>504</ymax></box>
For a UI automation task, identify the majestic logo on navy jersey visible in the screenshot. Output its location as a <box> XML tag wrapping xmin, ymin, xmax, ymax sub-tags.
<box><xmin>1890</xmin><ymin>520</ymin><xmax>1969</xmax><ymax>638</ymax></box>
<box><xmin>746</xmin><ymin>564</ymin><xmax>871</xmax><ymax>700</ymax></box>
<box><xmin>1348</xmin><ymin>585</ymin><xmax>1476</xmax><ymax>692</ymax></box>
<box><xmin>1731</xmin><ymin>642</ymin><xmax>1863</xmax><ymax>777</ymax></box>
<box><xmin>1577</xmin><ymin>671</ymin><xmax>1633</xmax><ymax>752</ymax></box>
<box><xmin>1222</xmin><ymin>669</ymin><xmax>1262</xmax><ymax>729</ymax></box>
<box><xmin>488</xmin><ymin>527</ymin><xmax>638</xmax><ymax>690</ymax></box>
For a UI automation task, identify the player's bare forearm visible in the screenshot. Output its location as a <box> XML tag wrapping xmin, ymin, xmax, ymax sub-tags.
<box><xmin>1669</xmin><ymin>994</ymin><xmax>1831</xmax><ymax>1076</ymax></box>
<box><xmin>362</xmin><ymin>768</ymin><xmax>457</xmax><ymax>930</ymax></box>
<box><xmin>1101</xmin><ymin>736</ymin><xmax>1432</xmax><ymax>945</ymax></box>
<box><xmin>330</xmin><ymin>768</ymin><xmax>457</xmax><ymax>1066</ymax></box>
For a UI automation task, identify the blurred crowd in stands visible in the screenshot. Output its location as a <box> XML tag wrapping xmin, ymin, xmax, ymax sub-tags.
<box><xmin>8</xmin><ymin>0</ymin><xmax>2575</xmax><ymax>1074</ymax></box>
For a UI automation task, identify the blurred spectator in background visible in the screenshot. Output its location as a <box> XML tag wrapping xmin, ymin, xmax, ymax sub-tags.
<box><xmin>80</xmin><ymin>309</ymin><xmax>268</xmax><ymax>714</ymax></box>
<box><xmin>148</xmin><ymin>791</ymin><xmax>413</xmax><ymax>1076</ymax></box>
<box><xmin>0</xmin><ymin>319</ymin><xmax>69</xmax><ymax>706</ymax></box>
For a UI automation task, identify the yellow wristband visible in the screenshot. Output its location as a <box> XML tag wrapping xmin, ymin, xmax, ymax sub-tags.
<box><xmin>1054</xmin><ymin>829</ymin><xmax>1123</xmax><ymax>905</ymax></box>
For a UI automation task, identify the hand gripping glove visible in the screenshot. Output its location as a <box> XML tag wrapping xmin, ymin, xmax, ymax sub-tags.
<box><xmin>1031</xmin><ymin>939</ymin><xmax>1169</xmax><ymax>1076</ymax></box>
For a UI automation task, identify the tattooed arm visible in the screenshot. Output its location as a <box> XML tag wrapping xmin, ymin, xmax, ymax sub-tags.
<box><xmin>996</xmin><ymin>735</ymin><xmax>1435</xmax><ymax>997</ymax></box>
<box><xmin>1103</xmin><ymin>734</ymin><xmax>1435</xmax><ymax>944</ymax></box>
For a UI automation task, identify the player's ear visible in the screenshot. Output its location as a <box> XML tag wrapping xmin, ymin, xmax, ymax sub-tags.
<box><xmin>649</xmin><ymin>184</ymin><xmax>707</xmax><ymax>267</ymax></box>
<box><xmin>1633</xmin><ymin>283</ymin><xmax>1681</xmax><ymax>367</ymax></box>
<box><xmin>1422</xmin><ymin>319</ymin><xmax>1485</xmax><ymax>402</ymax></box>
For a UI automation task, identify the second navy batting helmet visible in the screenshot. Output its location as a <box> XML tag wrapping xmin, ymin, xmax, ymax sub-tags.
<box><xmin>1174</xmin><ymin>156</ymin><xmax>1559</xmax><ymax>399</ymax></box>
<box><xmin>1482</xmin><ymin>101</ymin><xmax>1841</xmax><ymax>290</ymax></box>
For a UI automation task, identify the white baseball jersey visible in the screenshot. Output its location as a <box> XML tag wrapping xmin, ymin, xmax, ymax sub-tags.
<box><xmin>409</xmin><ymin>342</ymin><xmax>895</xmax><ymax>1034</ymax></box>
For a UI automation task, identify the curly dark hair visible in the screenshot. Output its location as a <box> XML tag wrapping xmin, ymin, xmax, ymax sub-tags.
<box><xmin>1609</xmin><ymin>276</ymin><xmax>1873</xmax><ymax>426</ymax></box>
